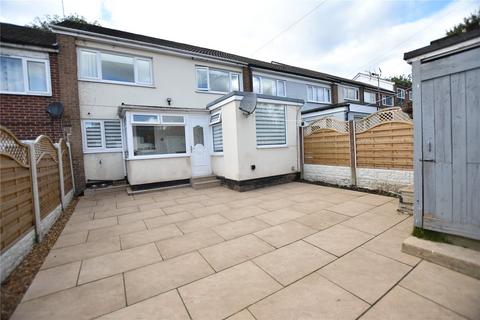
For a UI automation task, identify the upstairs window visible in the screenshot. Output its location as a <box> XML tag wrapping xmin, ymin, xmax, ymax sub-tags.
<box><xmin>343</xmin><ymin>86</ymin><xmax>359</xmax><ymax>101</ymax></box>
<box><xmin>78</xmin><ymin>49</ymin><xmax>153</xmax><ymax>85</ymax></box>
<box><xmin>364</xmin><ymin>91</ymin><xmax>376</xmax><ymax>104</ymax></box>
<box><xmin>195</xmin><ymin>66</ymin><xmax>240</xmax><ymax>93</ymax></box>
<box><xmin>307</xmin><ymin>85</ymin><xmax>331</xmax><ymax>103</ymax></box>
<box><xmin>252</xmin><ymin>75</ymin><xmax>286</xmax><ymax>97</ymax></box>
<box><xmin>0</xmin><ymin>55</ymin><xmax>51</xmax><ymax>95</ymax></box>
<box><xmin>382</xmin><ymin>95</ymin><xmax>394</xmax><ymax>106</ymax></box>
<box><xmin>397</xmin><ymin>88</ymin><xmax>405</xmax><ymax>100</ymax></box>
<box><xmin>82</xmin><ymin>120</ymin><xmax>123</xmax><ymax>152</ymax></box>
<box><xmin>255</xmin><ymin>104</ymin><xmax>287</xmax><ymax>147</ymax></box>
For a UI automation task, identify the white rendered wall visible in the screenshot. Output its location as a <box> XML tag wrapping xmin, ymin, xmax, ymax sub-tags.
<box><xmin>126</xmin><ymin>157</ymin><xmax>191</xmax><ymax>185</ymax></box>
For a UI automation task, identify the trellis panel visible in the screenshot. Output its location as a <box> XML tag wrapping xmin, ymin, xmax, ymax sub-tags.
<box><xmin>0</xmin><ymin>127</ymin><xmax>34</xmax><ymax>252</ymax></box>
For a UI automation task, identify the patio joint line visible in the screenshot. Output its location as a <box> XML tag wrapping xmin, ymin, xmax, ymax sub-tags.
<box><xmin>176</xmin><ymin>288</ymin><xmax>194</xmax><ymax>320</ymax></box>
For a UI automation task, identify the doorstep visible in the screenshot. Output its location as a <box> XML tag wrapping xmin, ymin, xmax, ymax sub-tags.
<box><xmin>402</xmin><ymin>236</ymin><xmax>480</xmax><ymax>279</ymax></box>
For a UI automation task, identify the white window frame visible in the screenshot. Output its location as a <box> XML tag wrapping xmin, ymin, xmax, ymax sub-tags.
<box><xmin>127</xmin><ymin>112</ymin><xmax>189</xmax><ymax>160</ymax></box>
<box><xmin>255</xmin><ymin>104</ymin><xmax>288</xmax><ymax>149</ymax></box>
<box><xmin>77</xmin><ymin>48</ymin><xmax>154</xmax><ymax>86</ymax></box>
<box><xmin>306</xmin><ymin>84</ymin><xmax>331</xmax><ymax>103</ymax></box>
<box><xmin>253</xmin><ymin>75</ymin><xmax>287</xmax><ymax>97</ymax></box>
<box><xmin>343</xmin><ymin>86</ymin><xmax>359</xmax><ymax>101</ymax></box>
<box><xmin>0</xmin><ymin>54</ymin><xmax>52</xmax><ymax>96</ymax></box>
<box><xmin>397</xmin><ymin>88</ymin><xmax>405</xmax><ymax>99</ymax></box>
<box><xmin>209</xmin><ymin>111</ymin><xmax>222</xmax><ymax>125</ymax></box>
<box><xmin>81</xmin><ymin>119</ymin><xmax>124</xmax><ymax>153</ymax></box>
<box><xmin>382</xmin><ymin>95</ymin><xmax>394</xmax><ymax>106</ymax></box>
<box><xmin>210</xmin><ymin>111</ymin><xmax>223</xmax><ymax>154</ymax></box>
<box><xmin>408</xmin><ymin>90</ymin><xmax>412</xmax><ymax>100</ymax></box>
<box><xmin>364</xmin><ymin>91</ymin><xmax>376</xmax><ymax>104</ymax></box>
<box><xmin>195</xmin><ymin>66</ymin><xmax>240</xmax><ymax>94</ymax></box>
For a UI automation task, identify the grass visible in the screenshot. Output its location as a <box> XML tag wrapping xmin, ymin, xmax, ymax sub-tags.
<box><xmin>412</xmin><ymin>226</ymin><xmax>451</xmax><ymax>244</ymax></box>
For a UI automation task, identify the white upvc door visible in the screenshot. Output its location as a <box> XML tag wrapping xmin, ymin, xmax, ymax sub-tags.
<box><xmin>189</xmin><ymin>116</ymin><xmax>212</xmax><ymax>177</ymax></box>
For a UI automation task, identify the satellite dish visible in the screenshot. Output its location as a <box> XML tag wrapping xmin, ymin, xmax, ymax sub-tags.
<box><xmin>46</xmin><ymin>102</ymin><xmax>64</xmax><ymax>119</ymax></box>
<box><xmin>239</xmin><ymin>92</ymin><xmax>257</xmax><ymax>115</ymax></box>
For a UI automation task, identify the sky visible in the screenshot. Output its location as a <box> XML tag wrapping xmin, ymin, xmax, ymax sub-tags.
<box><xmin>1</xmin><ymin>0</ymin><xmax>479</xmax><ymax>79</ymax></box>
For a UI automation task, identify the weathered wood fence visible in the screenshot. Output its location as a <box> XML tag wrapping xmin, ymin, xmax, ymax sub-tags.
<box><xmin>0</xmin><ymin>126</ymin><xmax>74</xmax><ymax>282</ymax></box>
<box><xmin>303</xmin><ymin>108</ymin><xmax>413</xmax><ymax>192</ymax></box>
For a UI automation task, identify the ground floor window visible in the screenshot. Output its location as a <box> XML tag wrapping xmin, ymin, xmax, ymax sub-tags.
<box><xmin>82</xmin><ymin>119</ymin><xmax>122</xmax><ymax>152</ymax></box>
<box><xmin>133</xmin><ymin>125</ymin><xmax>186</xmax><ymax>156</ymax></box>
<box><xmin>212</xmin><ymin>124</ymin><xmax>223</xmax><ymax>152</ymax></box>
<box><xmin>255</xmin><ymin>104</ymin><xmax>287</xmax><ymax>147</ymax></box>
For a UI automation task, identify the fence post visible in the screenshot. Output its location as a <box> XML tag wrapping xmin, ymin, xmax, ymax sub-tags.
<box><xmin>348</xmin><ymin>120</ymin><xmax>357</xmax><ymax>186</ymax></box>
<box><xmin>299</xmin><ymin>126</ymin><xmax>304</xmax><ymax>180</ymax></box>
<box><xmin>27</xmin><ymin>142</ymin><xmax>42</xmax><ymax>242</ymax></box>
<box><xmin>56</xmin><ymin>143</ymin><xmax>66</xmax><ymax>209</ymax></box>
<box><xmin>67</xmin><ymin>142</ymin><xmax>76</xmax><ymax>194</ymax></box>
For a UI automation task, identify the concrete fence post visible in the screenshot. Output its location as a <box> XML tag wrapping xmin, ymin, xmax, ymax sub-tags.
<box><xmin>26</xmin><ymin>142</ymin><xmax>42</xmax><ymax>242</ymax></box>
<box><xmin>67</xmin><ymin>142</ymin><xmax>76</xmax><ymax>194</ymax></box>
<box><xmin>348</xmin><ymin>120</ymin><xmax>357</xmax><ymax>186</ymax></box>
<box><xmin>56</xmin><ymin>143</ymin><xmax>66</xmax><ymax>209</ymax></box>
<box><xmin>299</xmin><ymin>126</ymin><xmax>304</xmax><ymax>180</ymax></box>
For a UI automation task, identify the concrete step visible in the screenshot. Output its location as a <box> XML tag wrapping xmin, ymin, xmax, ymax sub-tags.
<box><xmin>191</xmin><ymin>177</ymin><xmax>221</xmax><ymax>189</ymax></box>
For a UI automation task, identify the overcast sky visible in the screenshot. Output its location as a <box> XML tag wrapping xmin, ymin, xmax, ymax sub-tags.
<box><xmin>1</xmin><ymin>0</ymin><xmax>478</xmax><ymax>78</ymax></box>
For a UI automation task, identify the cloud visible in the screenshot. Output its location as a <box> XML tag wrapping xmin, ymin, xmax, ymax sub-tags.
<box><xmin>1</xmin><ymin>0</ymin><xmax>478</xmax><ymax>79</ymax></box>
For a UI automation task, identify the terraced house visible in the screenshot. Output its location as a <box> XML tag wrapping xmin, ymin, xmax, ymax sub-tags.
<box><xmin>45</xmin><ymin>22</ymin><xmax>396</xmax><ymax>192</ymax></box>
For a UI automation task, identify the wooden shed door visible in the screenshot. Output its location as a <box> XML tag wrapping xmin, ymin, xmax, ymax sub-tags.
<box><xmin>418</xmin><ymin>47</ymin><xmax>480</xmax><ymax>240</ymax></box>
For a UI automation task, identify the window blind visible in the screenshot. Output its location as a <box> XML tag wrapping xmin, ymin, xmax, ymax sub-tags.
<box><xmin>104</xmin><ymin>120</ymin><xmax>122</xmax><ymax>149</ymax></box>
<box><xmin>85</xmin><ymin>121</ymin><xmax>102</xmax><ymax>148</ymax></box>
<box><xmin>255</xmin><ymin>104</ymin><xmax>286</xmax><ymax>146</ymax></box>
<box><xmin>212</xmin><ymin>124</ymin><xmax>223</xmax><ymax>152</ymax></box>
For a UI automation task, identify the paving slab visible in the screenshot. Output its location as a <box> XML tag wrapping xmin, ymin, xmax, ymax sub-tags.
<box><xmin>400</xmin><ymin>260</ymin><xmax>480</xmax><ymax>320</ymax></box>
<box><xmin>356</xmin><ymin>194</ymin><xmax>395</xmax><ymax>206</ymax></box>
<box><xmin>53</xmin><ymin>231</ymin><xmax>88</xmax><ymax>249</ymax></box>
<box><xmin>295</xmin><ymin>210</ymin><xmax>349</xmax><ymax>230</ymax></box>
<box><xmin>125</xmin><ymin>252</ymin><xmax>214</xmax><ymax>304</ymax></box>
<box><xmin>226</xmin><ymin>310</ymin><xmax>256</xmax><ymax>320</ymax></box>
<box><xmin>156</xmin><ymin>229</ymin><xmax>224</xmax><ymax>259</ymax></box>
<box><xmin>144</xmin><ymin>211</ymin><xmax>194</xmax><ymax>229</ymax></box>
<box><xmin>213</xmin><ymin>217</ymin><xmax>270</xmax><ymax>240</ymax></box>
<box><xmin>87</xmin><ymin>220</ymin><xmax>147</xmax><ymax>242</ymax></box>
<box><xmin>189</xmin><ymin>204</ymin><xmax>230</xmax><ymax>217</ymax></box>
<box><xmin>23</xmin><ymin>261</ymin><xmax>81</xmax><ymax>301</ymax></box>
<box><xmin>341</xmin><ymin>211</ymin><xmax>407</xmax><ymax>235</ymax></box>
<box><xmin>11</xmin><ymin>275</ymin><xmax>125</xmax><ymax>320</ymax></box>
<box><xmin>257</xmin><ymin>208</ymin><xmax>305</xmax><ymax>225</ymax></box>
<box><xmin>328</xmin><ymin>201</ymin><xmax>375</xmax><ymax>217</ymax></box>
<box><xmin>78</xmin><ymin>243</ymin><xmax>162</xmax><ymax>284</ymax></box>
<box><xmin>254</xmin><ymin>221</ymin><xmax>316</xmax><ymax>248</ymax></box>
<box><xmin>249</xmin><ymin>271</ymin><xmax>369</xmax><ymax>320</ymax></box>
<box><xmin>176</xmin><ymin>214</ymin><xmax>229</xmax><ymax>233</ymax></box>
<box><xmin>253</xmin><ymin>240</ymin><xmax>335</xmax><ymax>285</ymax></box>
<box><xmin>179</xmin><ymin>261</ymin><xmax>282</xmax><ymax>320</ymax></box>
<box><xmin>42</xmin><ymin>237</ymin><xmax>121</xmax><ymax>269</ymax></box>
<box><xmin>360</xmin><ymin>286</ymin><xmax>464</xmax><ymax>320</ymax></box>
<box><xmin>319</xmin><ymin>248</ymin><xmax>412</xmax><ymax>304</ymax></box>
<box><xmin>200</xmin><ymin>235</ymin><xmax>274</xmax><ymax>271</ymax></box>
<box><xmin>93</xmin><ymin>206</ymin><xmax>139</xmax><ymax>219</ymax></box>
<box><xmin>117</xmin><ymin>208</ymin><xmax>165</xmax><ymax>224</ymax></box>
<box><xmin>62</xmin><ymin>217</ymin><xmax>117</xmax><ymax>234</ymax></box>
<box><xmin>291</xmin><ymin>200</ymin><xmax>336</xmax><ymax>214</ymax></box>
<box><xmin>163</xmin><ymin>202</ymin><xmax>204</xmax><ymax>214</ymax></box>
<box><xmin>120</xmin><ymin>224</ymin><xmax>182</xmax><ymax>249</ymax></box>
<box><xmin>221</xmin><ymin>206</ymin><xmax>267</xmax><ymax>221</ymax></box>
<box><xmin>256</xmin><ymin>199</ymin><xmax>296</xmax><ymax>211</ymax></box>
<box><xmin>97</xmin><ymin>290</ymin><xmax>190</xmax><ymax>320</ymax></box>
<box><xmin>304</xmin><ymin>224</ymin><xmax>373</xmax><ymax>256</ymax></box>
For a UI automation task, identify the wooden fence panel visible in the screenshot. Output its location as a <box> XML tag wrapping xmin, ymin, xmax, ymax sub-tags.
<box><xmin>304</xmin><ymin>129</ymin><xmax>350</xmax><ymax>166</ymax></box>
<box><xmin>355</xmin><ymin>121</ymin><xmax>413</xmax><ymax>170</ymax></box>
<box><xmin>0</xmin><ymin>127</ymin><xmax>34</xmax><ymax>252</ymax></box>
<box><xmin>60</xmin><ymin>140</ymin><xmax>73</xmax><ymax>194</ymax></box>
<box><xmin>34</xmin><ymin>136</ymin><xmax>61</xmax><ymax>220</ymax></box>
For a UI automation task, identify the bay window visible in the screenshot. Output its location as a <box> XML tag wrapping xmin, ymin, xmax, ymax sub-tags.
<box><xmin>255</xmin><ymin>104</ymin><xmax>287</xmax><ymax>147</ymax></box>
<box><xmin>253</xmin><ymin>75</ymin><xmax>286</xmax><ymax>97</ymax></box>
<box><xmin>307</xmin><ymin>85</ymin><xmax>331</xmax><ymax>103</ymax></box>
<box><xmin>131</xmin><ymin>114</ymin><xmax>186</xmax><ymax>157</ymax></box>
<box><xmin>82</xmin><ymin>120</ymin><xmax>123</xmax><ymax>152</ymax></box>
<box><xmin>0</xmin><ymin>55</ymin><xmax>51</xmax><ymax>95</ymax></box>
<box><xmin>195</xmin><ymin>66</ymin><xmax>240</xmax><ymax>93</ymax></box>
<box><xmin>78</xmin><ymin>49</ymin><xmax>153</xmax><ymax>85</ymax></box>
<box><xmin>343</xmin><ymin>86</ymin><xmax>359</xmax><ymax>101</ymax></box>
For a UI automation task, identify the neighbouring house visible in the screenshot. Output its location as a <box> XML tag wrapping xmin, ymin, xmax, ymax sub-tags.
<box><xmin>49</xmin><ymin>21</ymin><xmax>397</xmax><ymax>191</ymax></box>
<box><xmin>0</xmin><ymin>23</ymin><xmax>62</xmax><ymax>140</ymax></box>
<box><xmin>404</xmin><ymin>28</ymin><xmax>480</xmax><ymax>240</ymax></box>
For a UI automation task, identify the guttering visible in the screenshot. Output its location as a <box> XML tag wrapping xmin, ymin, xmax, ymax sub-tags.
<box><xmin>404</xmin><ymin>36</ymin><xmax>480</xmax><ymax>63</ymax></box>
<box><xmin>206</xmin><ymin>91</ymin><xmax>304</xmax><ymax>110</ymax></box>
<box><xmin>51</xmin><ymin>25</ymin><xmax>247</xmax><ymax>67</ymax></box>
<box><xmin>0</xmin><ymin>42</ymin><xmax>59</xmax><ymax>53</ymax></box>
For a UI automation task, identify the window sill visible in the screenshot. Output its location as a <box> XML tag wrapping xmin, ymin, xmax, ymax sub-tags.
<box><xmin>344</xmin><ymin>98</ymin><xmax>360</xmax><ymax>102</ymax></box>
<box><xmin>211</xmin><ymin>152</ymin><xmax>224</xmax><ymax>156</ymax></box>
<box><xmin>256</xmin><ymin>144</ymin><xmax>289</xmax><ymax>149</ymax></box>
<box><xmin>195</xmin><ymin>90</ymin><xmax>230</xmax><ymax>95</ymax></box>
<box><xmin>79</xmin><ymin>78</ymin><xmax>156</xmax><ymax>88</ymax></box>
<box><xmin>0</xmin><ymin>91</ymin><xmax>52</xmax><ymax>97</ymax></box>
<box><xmin>83</xmin><ymin>149</ymin><xmax>123</xmax><ymax>154</ymax></box>
<box><xmin>126</xmin><ymin>153</ymin><xmax>190</xmax><ymax>160</ymax></box>
<box><xmin>306</xmin><ymin>100</ymin><xmax>331</xmax><ymax>104</ymax></box>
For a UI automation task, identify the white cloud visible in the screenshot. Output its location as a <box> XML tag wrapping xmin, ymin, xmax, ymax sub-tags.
<box><xmin>1</xmin><ymin>0</ymin><xmax>478</xmax><ymax>79</ymax></box>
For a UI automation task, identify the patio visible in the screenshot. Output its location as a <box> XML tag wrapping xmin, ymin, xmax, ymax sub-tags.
<box><xmin>11</xmin><ymin>182</ymin><xmax>480</xmax><ymax>320</ymax></box>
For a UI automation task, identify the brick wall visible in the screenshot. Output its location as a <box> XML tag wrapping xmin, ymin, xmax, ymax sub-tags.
<box><xmin>242</xmin><ymin>66</ymin><xmax>253</xmax><ymax>92</ymax></box>
<box><xmin>57</xmin><ymin>34</ymin><xmax>86</xmax><ymax>194</ymax></box>
<box><xmin>0</xmin><ymin>53</ymin><xmax>63</xmax><ymax>141</ymax></box>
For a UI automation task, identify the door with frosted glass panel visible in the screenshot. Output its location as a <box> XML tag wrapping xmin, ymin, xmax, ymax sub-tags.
<box><xmin>190</xmin><ymin>116</ymin><xmax>212</xmax><ymax>177</ymax></box>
